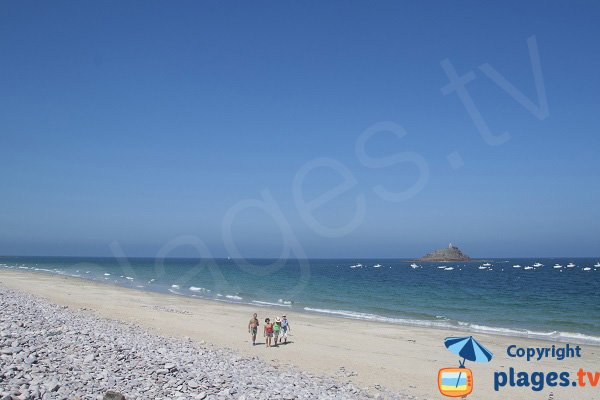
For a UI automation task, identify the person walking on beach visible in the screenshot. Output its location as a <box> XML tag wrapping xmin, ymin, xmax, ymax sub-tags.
<box><xmin>280</xmin><ymin>315</ymin><xmax>290</xmax><ymax>344</ymax></box>
<box><xmin>248</xmin><ymin>313</ymin><xmax>259</xmax><ymax>346</ymax></box>
<box><xmin>273</xmin><ymin>317</ymin><xmax>281</xmax><ymax>346</ymax></box>
<box><xmin>264</xmin><ymin>318</ymin><xmax>273</xmax><ymax>347</ymax></box>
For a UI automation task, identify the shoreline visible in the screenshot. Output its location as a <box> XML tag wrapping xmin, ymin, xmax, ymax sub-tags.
<box><xmin>3</xmin><ymin>265</ymin><xmax>599</xmax><ymax>346</ymax></box>
<box><xmin>2</xmin><ymin>269</ymin><xmax>599</xmax><ymax>399</ymax></box>
<box><xmin>0</xmin><ymin>283</ymin><xmax>382</xmax><ymax>400</ymax></box>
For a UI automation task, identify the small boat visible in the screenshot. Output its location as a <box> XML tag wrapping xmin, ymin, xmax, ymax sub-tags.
<box><xmin>524</xmin><ymin>266</ymin><xmax>534</xmax><ymax>270</ymax></box>
<box><xmin>583</xmin><ymin>267</ymin><xmax>592</xmax><ymax>271</ymax></box>
<box><xmin>553</xmin><ymin>264</ymin><xmax>563</xmax><ymax>269</ymax></box>
<box><xmin>533</xmin><ymin>262</ymin><xmax>544</xmax><ymax>267</ymax></box>
<box><xmin>482</xmin><ymin>262</ymin><xmax>492</xmax><ymax>267</ymax></box>
<box><xmin>410</xmin><ymin>263</ymin><xmax>420</xmax><ymax>269</ymax></box>
<box><xmin>595</xmin><ymin>262</ymin><xmax>600</xmax><ymax>268</ymax></box>
<box><xmin>513</xmin><ymin>265</ymin><xmax>522</xmax><ymax>268</ymax></box>
<box><xmin>566</xmin><ymin>263</ymin><xmax>576</xmax><ymax>268</ymax></box>
<box><xmin>373</xmin><ymin>264</ymin><xmax>382</xmax><ymax>268</ymax></box>
<box><xmin>438</xmin><ymin>266</ymin><xmax>447</xmax><ymax>269</ymax></box>
<box><xmin>443</xmin><ymin>267</ymin><xmax>454</xmax><ymax>271</ymax></box>
<box><xmin>478</xmin><ymin>266</ymin><xmax>488</xmax><ymax>270</ymax></box>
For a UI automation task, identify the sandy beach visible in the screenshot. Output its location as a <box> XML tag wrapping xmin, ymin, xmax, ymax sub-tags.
<box><xmin>1</xmin><ymin>270</ymin><xmax>598</xmax><ymax>400</ymax></box>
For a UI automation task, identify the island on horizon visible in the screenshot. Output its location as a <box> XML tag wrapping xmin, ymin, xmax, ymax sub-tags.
<box><xmin>418</xmin><ymin>243</ymin><xmax>471</xmax><ymax>262</ymax></box>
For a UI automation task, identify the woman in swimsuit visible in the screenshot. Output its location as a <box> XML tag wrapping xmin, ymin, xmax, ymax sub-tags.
<box><xmin>263</xmin><ymin>318</ymin><xmax>273</xmax><ymax>347</ymax></box>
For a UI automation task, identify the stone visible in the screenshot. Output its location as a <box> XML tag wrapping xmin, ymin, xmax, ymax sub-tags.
<box><xmin>103</xmin><ymin>390</ymin><xmax>126</xmax><ymax>400</ymax></box>
<box><xmin>45</xmin><ymin>382</ymin><xmax>60</xmax><ymax>392</ymax></box>
<box><xmin>84</xmin><ymin>354</ymin><xmax>95</xmax><ymax>363</ymax></box>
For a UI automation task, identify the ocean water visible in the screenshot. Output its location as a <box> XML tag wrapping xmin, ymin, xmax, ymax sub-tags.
<box><xmin>1</xmin><ymin>257</ymin><xmax>599</xmax><ymax>344</ymax></box>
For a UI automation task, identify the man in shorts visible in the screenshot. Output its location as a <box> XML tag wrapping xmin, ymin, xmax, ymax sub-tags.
<box><xmin>248</xmin><ymin>313</ymin><xmax>259</xmax><ymax>346</ymax></box>
<box><xmin>280</xmin><ymin>315</ymin><xmax>290</xmax><ymax>344</ymax></box>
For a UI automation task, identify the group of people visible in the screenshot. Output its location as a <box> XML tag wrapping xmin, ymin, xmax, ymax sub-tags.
<box><xmin>248</xmin><ymin>313</ymin><xmax>291</xmax><ymax>347</ymax></box>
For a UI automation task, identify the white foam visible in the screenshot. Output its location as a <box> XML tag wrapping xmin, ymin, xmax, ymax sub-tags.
<box><xmin>253</xmin><ymin>300</ymin><xmax>291</xmax><ymax>307</ymax></box>
<box><xmin>302</xmin><ymin>307</ymin><xmax>600</xmax><ymax>345</ymax></box>
<box><xmin>554</xmin><ymin>332</ymin><xmax>600</xmax><ymax>343</ymax></box>
<box><xmin>34</xmin><ymin>268</ymin><xmax>53</xmax><ymax>273</ymax></box>
<box><xmin>225</xmin><ymin>295</ymin><xmax>243</xmax><ymax>300</ymax></box>
<box><xmin>171</xmin><ymin>284</ymin><xmax>180</xmax><ymax>289</ymax></box>
<box><xmin>189</xmin><ymin>286</ymin><xmax>207</xmax><ymax>292</ymax></box>
<box><xmin>103</xmin><ymin>273</ymin><xmax>111</xmax><ymax>276</ymax></box>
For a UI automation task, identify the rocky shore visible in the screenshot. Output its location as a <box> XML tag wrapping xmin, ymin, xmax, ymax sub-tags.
<box><xmin>0</xmin><ymin>284</ymin><xmax>409</xmax><ymax>400</ymax></box>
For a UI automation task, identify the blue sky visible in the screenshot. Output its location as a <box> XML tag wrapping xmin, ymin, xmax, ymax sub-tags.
<box><xmin>1</xmin><ymin>1</ymin><xmax>599</xmax><ymax>258</ymax></box>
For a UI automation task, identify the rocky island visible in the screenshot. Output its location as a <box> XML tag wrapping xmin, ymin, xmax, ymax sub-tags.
<box><xmin>419</xmin><ymin>243</ymin><xmax>471</xmax><ymax>262</ymax></box>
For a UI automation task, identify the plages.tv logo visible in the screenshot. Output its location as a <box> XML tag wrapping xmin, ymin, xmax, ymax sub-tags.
<box><xmin>438</xmin><ymin>336</ymin><xmax>494</xmax><ymax>397</ymax></box>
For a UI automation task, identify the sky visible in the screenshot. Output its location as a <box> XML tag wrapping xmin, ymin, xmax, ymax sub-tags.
<box><xmin>1</xmin><ymin>1</ymin><xmax>599</xmax><ymax>258</ymax></box>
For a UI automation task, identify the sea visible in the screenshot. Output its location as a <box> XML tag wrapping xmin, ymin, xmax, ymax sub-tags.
<box><xmin>1</xmin><ymin>256</ymin><xmax>599</xmax><ymax>345</ymax></box>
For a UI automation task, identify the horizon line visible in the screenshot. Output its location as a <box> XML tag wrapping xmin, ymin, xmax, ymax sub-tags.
<box><xmin>1</xmin><ymin>254</ymin><xmax>599</xmax><ymax>260</ymax></box>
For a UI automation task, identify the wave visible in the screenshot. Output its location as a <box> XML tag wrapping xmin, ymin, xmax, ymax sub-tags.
<box><xmin>303</xmin><ymin>307</ymin><xmax>600</xmax><ymax>345</ymax></box>
<box><xmin>171</xmin><ymin>284</ymin><xmax>180</xmax><ymax>289</ymax></box>
<box><xmin>225</xmin><ymin>295</ymin><xmax>242</xmax><ymax>300</ymax></box>
<box><xmin>189</xmin><ymin>286</ymin><xmax>209</xmax><ymax>293</ymax></box>
<box><xmin>252</xmin><ymin>300</ymin><xmax>291</xmax><ymax>308</ymax></box>
<box><xmin>33</xmin><ymin>268</ymin><xmax>54</xmax><ymax>273</ymax></box>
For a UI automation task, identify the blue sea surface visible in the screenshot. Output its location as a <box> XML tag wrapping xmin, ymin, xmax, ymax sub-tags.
<box><xmin>1</xmin><ymin>257</ymin><xmax>599</xmax><ymax>344</ymax></box>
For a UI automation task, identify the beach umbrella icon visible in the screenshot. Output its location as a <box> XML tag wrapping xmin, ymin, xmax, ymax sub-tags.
<box><xmin>443</xmin><ymin>336</ymin><xmax>493</xmax><ymax>391</ymax></box>
<box><xmin>444</xmin><ymin>336</ymin><xmax>493</xmax><ymax>366</ymax></box>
